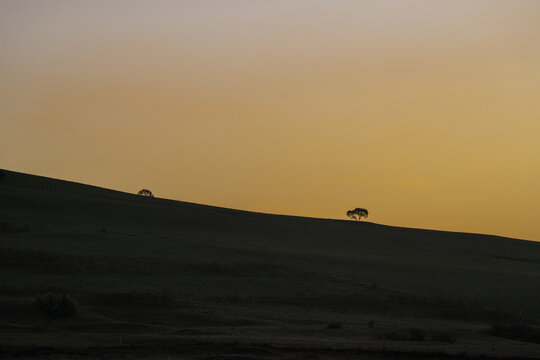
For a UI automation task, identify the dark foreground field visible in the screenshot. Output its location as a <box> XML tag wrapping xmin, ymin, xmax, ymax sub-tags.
<box><xmin>1</xmin><ymin>169</ymin><xmax>540</xmax><ymax>359</ymax></box>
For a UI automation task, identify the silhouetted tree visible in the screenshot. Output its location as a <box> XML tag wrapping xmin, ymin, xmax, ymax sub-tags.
<box><xmin>34</xmin><ymin>293</ymin><xmax>79</xmax><ymax>326</ymax></box>
<box><xmin>347</xmin><ymin>208</ymin><xmax>369</xmax><ymax>221</ymax></box>
<box><xmin>137</xmin><ymin>189</ymin><xmax>154</xmax><ymax>197</ymax></box>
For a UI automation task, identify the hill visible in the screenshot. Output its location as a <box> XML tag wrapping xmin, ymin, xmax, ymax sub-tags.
<box><xmin>1</xmin><ymin>168</ymin><xmax>540</xmax><ymax>359</ymax></box>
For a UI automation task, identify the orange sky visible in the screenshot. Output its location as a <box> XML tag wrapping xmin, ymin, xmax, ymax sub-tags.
<box><xmin>1</xmin><ymin>1</ymin><xmax>539</xmax><ymax>241</ymax></box>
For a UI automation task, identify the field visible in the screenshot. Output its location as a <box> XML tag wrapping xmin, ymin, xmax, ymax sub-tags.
<box><xmin>1</xmin><ymin>169</ymin><xmax>540</xmax><ymax>359</ymax></box>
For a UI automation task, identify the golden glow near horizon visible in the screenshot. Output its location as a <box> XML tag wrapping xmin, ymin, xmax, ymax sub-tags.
<box><xmin>1</xmin><ymin>1</ymin><xmax>539</xmax><ymax>240</ymax></box>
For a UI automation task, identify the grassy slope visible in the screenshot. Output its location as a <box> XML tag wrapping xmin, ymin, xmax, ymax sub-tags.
<box><xmin>1</xmin><ymin>169</ymin><xmax>540</xmax><ymax>358</ymax></box>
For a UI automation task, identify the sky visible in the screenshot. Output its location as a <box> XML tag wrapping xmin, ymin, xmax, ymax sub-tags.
<box><xmin>1</xmin><ymin>0</ymin><xmax>539</xmax><ymax>241</ymax></box>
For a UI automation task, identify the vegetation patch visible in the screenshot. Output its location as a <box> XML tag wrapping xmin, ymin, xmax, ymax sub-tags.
<box><xmin>210</xmin><ymin>292</ymin><xmax>527</xmax><ymax>324</ymax></box>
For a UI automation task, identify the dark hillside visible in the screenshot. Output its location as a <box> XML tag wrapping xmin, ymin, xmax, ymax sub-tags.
<box><xmin>1</xmin><ymin>168</ymin><xmax>540</xmax><ymax>359</ymax></box>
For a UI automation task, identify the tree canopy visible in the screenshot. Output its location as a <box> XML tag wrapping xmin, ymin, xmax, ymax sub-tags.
<box><xmin>137</xmin><ymin>189</ymin><xmax>154</xmax><ymax>197</ymax></box>
<box><xmin>346</xmin><ymin>208</ymin><xmax>368</xmax><ymax>221</ymax></box>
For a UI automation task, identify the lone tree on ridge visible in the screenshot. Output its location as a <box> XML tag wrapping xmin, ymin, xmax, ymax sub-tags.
<box><xmin>137</xmin><ymin>189</ymin><xmax>154</xmax><ymax>197</ymax></box>
<box><xmin>347</xmin><ymin>208</ymin><xmax>368</xmax><ymax>221</ymax></box>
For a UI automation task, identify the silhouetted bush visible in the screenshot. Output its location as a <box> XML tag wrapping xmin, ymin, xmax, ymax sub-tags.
<box><xmin>137</xmin><ymin>189</ymin><xmax>154</xmax><ymax>197</ymax></box>
<box><xmin>487</xmin><ymin>322</ymin><xmax>540</xmax><ymax>344</ymax></box>
<box><xmin>0</xmin><ymin>170</ymin><xmax>5</xmax><ymax>181</ymax></box>
<box><xmin>34</xmin><ymin>293</ymin><xmax>79</xmax><ymax>324</ymax></box>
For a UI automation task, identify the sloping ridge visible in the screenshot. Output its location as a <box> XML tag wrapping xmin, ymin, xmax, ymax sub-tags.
<box><xmin>0</xmin><ymin>167</ymin><xmax>534</xmax><ymax>244</ymax></box>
